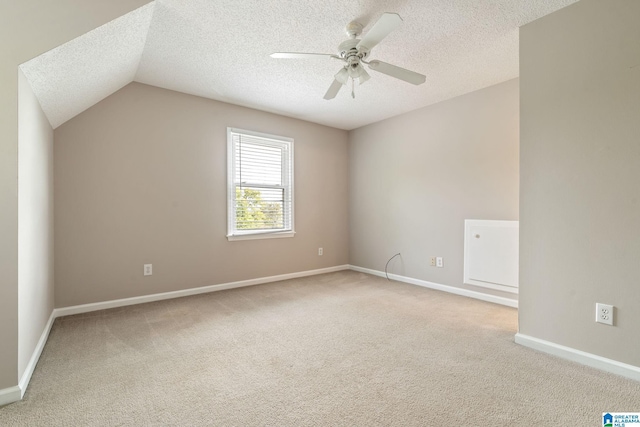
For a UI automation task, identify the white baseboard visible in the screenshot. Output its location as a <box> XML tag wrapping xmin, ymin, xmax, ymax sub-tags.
<box><xmin>349</xmin><ymin>265</ymin><xmax>518</xmax><ymax>308</ymax></box>
<box><xmin>0</xmin><ymin>385</ymin><xmax>21</xmax><ymax>407</ymax></box>
<box><xmin>515</xmin><ymin>333</ymin><xmax>640</xmax><ymax>382</ymax></box>
<box><xmin>5</xmin><ymin>264</ymin><xmax>349</xmax><ymax>406</ymax></box>
<box><xmin>6</xmin><ymin>266</ymin><xmax>638</xmax><ymax>406</ymax></box>
<box><xmin>55</xmin><ymin>265</ymin><xmax>350</xmax><ymax>317</ymax></box>
<box><xmin>18</xmin><ymin>310</ymin><xmax>57</xmax><ymax>399</ymax></box>
<box><xmin>1</xmin><ymin>311</ymin><xmax>56</xmax><ymax>407</ymax></box>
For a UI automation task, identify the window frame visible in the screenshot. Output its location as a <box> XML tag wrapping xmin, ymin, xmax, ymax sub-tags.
<box><xmin>226</xmin><ymin>127</ymin><xmax>295</xmax><ymax>241</ymax></box>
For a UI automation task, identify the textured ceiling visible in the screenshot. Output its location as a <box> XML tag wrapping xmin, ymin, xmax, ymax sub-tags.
<box><xmin>20</xmin><ymin>0</ymin><xmax>578</xmax><ymax>130</ymax></box>
<box><xmin>20</xmin><ymin>3</ymin><xmax>154</xmax><ymax>129</ymax></box>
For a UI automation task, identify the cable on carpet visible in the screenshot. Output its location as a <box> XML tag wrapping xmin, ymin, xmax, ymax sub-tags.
<box><xmin>385</xmin><ymin>253</ymin><xmax>401</xmax><ymax>281</ymax></box>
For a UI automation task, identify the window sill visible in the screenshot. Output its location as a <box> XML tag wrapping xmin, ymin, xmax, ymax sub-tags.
<box><xmin>227</xmin><ymin>231</ymin><xmax>295</xmax><ymax>241</ymax></box>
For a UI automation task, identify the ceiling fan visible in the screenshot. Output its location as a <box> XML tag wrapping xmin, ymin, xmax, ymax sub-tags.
<box><xmin>271</xmin><ymin>13</ymin><xmax>426</xmax><ymax>100</ymax></box>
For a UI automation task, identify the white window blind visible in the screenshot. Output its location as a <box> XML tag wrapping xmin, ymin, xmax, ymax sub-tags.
<box><xmin>227</xmin><ymin>128</ymin><xmax>294</xmax><ymax>240</ymax></box>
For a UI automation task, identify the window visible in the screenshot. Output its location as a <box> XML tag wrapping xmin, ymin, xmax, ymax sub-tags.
<box><xmin>227</xmin><ymin>128</ymin><xmax>294</xmax><ymax>240</ymax></box>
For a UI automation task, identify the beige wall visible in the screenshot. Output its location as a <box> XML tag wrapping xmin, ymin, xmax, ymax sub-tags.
<box><xmin>0</xmin><ymin>0</ymin><xmax>150</xmax><ymax>391</ymax></box>
<box><xmin>54</xmin><ymin>82</ymin><xmax>349</xmax><ymax>307</ymax></box>
<box><xmin>519</xmin><ymin>0</ymin><xmax>640</xmax><ymax>366</ymax></box>
<box><xmin>17</xmin><ymin>70</ymin><xmax>55</xmax><ymax>380</ymax></box>
<box><xmin>349</xmin><ymin>79</ymin><xmax>519</xmax><ymax>299</ymax></box>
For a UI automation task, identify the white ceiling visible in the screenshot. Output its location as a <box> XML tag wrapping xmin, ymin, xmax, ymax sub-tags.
<box><xmin>20</xmin><ymin>3</ymin><xmax>154</xmax><ymax>129</ymax></box>
<box><xmin>20</xmin><ymin>0</ymin><xmax>578</xmax><ymax>131</ymax></box>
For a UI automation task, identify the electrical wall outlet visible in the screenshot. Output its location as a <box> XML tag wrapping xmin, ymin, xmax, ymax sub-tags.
<box><xmin>430</xmin><ymin>257</ymin><xmax>436</xmax><ymax>266</ymax></box>
<box><xmin>144</xmin><ymin>264</ymin><xmax>153</xmax><ymax>276</ymax></box>
<box><xmin>318</xmin><ymin>247</ymin><xmax>323</xmax><ymax>256</ymax></box>
<box><xmin>595</xmin><ymin>303</ymin><xmax>614</xmax><ymax>326</ymax></box>
<box><xmin>436</xmin><ymin>257</ymin><xmax>444</xmax><ymax>268</ymax></box>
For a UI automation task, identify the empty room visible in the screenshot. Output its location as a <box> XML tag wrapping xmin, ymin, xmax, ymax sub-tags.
<box><xmin>1</xmin><ymin>0</ymin><xmax>639</xmax><ymax>425</ymax></box>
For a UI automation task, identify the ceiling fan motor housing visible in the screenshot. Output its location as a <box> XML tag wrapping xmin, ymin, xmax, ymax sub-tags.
<box><xmin>338</xmin><ymin>39</ymin><xmax>369</xmax><ymax>62</ymax></box>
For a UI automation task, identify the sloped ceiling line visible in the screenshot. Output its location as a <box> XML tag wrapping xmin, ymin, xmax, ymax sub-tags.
<box><xmin>19</xmin><ymin>2</ymin><xmax>156</xmax><ymax>129</ymax></box>
<box><xmin>18</xmin><ymin>0</ymin><xmax>578</xmax><ymax>131</ymax></box>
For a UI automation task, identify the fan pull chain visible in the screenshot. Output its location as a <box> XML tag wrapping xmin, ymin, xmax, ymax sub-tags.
<box><xmin>351</xmin><ymin>78</ymin><xmax>355</xmax><ymax>99</ymax></box>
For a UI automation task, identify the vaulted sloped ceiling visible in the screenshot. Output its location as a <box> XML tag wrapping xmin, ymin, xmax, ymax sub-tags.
<box><xmin>20</xmin><ymin>3</ymin><xmax>154</xmax><ymax>129</ymax></box>
<box><xmin>19</xmin><ymin>0</ymin><xmax>578</xmax><ymax>131</ymax></box>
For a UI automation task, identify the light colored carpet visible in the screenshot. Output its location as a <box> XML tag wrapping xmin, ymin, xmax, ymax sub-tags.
<box><xmin>1</xmin><ymin>271</ymin><xmax>638</xmax><ymax>426</ymax></box>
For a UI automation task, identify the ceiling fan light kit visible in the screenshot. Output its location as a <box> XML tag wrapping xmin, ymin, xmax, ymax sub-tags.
<box><xmin>335</xmin><ymin>68</ymin><xmax>349</xmax><ymax>85</ymax></box>
<box><xmin>270</xmin><ymin>12</ymin><xmax>426</xmax><ymax>100</ymax></box>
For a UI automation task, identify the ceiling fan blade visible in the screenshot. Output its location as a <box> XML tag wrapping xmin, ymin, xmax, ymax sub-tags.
<box><xmin>356</xmin><ymin>13</ymin><xmax>403</xmax><ymax>52</ymax></box>
<box><xmin>271</xmin><ymin>52</ymin><xmax>335</xmax><ymax>59</ymax></box>
<box><xmin>368</xmin><ymin>60</ymin><xmax>426</xmax><ymax>85</ymax></box>
<box><xmin>324</xmin><ymin>79</ymin><xmax>343</xmax><ymax>100</ymax></box>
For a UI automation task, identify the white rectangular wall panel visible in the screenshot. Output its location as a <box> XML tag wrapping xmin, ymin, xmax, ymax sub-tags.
<box><xmin>464</xmin><ymin>220</ymin><xmax>519</xmax><ymax>294</ymax></box>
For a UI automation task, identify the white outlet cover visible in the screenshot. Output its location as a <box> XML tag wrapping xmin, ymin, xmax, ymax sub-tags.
<box><xmin>144</xmin><ymin>264</ymin><xmax>153</xmax><ymax>276</ymax></box>
<box><xmin>436</xmin><ymin>257</ymin><xmax>444</xmax><ymax>268</ymax></box>
<box><xmin>595</xmin><ymin>303</ymin><xmax>614</xmax><ymax>326</ymax></box>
